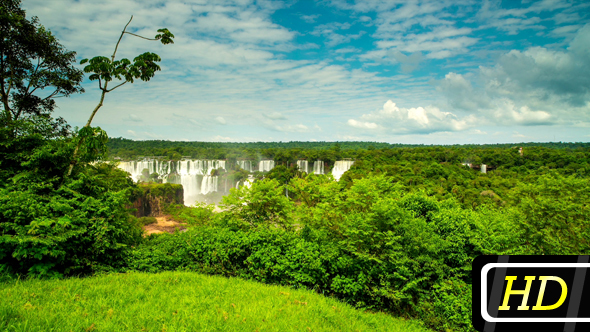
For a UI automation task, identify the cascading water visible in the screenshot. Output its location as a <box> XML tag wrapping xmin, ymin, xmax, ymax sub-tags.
<box><xmin>200</xmin><ymin>175</ymin><xmax>218</xmax><ymax>194</ymax></box>
<box><xmin>118</xmin><ymin>159</ymin><xmax>226</xmax><ymax>206</ymax></box>
<box><xmin>259</xmin><ymin>160</ymin><xmax>275</xmax><ymax>172</ymax></box>
<box><xmin>332</xmin><ymin>160</ymin><xmax>354</xmax><ymax>181</ymax></box>
<box><xmin>313</xmin><ymin>160</ymin><xmax>324</xmax><ymax>175</ymax></box>
<box><xmin>296</xmin><ymin>160</ymin><xmax>309</xmax><ymax>173</ymax></box>
<box><xmin>294</xmin><ymin>160</ymin><xmax>324</xmax><ymax>175</ymax></box>
<box><xmin>118</xmin><ymin>160</ymin><xmax>172</xmax><ymax>180</ymax></box>
<box><xmin>237</xmin><ymin>160</ymin><xmax>253</xmax><ymax>172</ymax></box>
<box><xmin>236</xmin><ymin>175</ymin><xmax>254</xmax><ymax>190</ymax></box>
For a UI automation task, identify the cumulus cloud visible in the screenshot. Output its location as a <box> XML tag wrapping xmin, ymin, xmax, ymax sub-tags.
<box><xmin>215</xmin><ymin>116</ymin><xmax>227</xmax><ymax>124</ymax></box>
<box><xmin>438</xmin><ymin>24</ymin><xmax>590</xmax><ymax>126</ymax></box>
<box><xmin>348</xmin><ymin>100</ymin><xmax>476</xmax><ymax>134</ymax></box>
<box><xmin>348</xmin><ymin>119</ymin><xmax>378</xmax><ymax>129</ymax></box>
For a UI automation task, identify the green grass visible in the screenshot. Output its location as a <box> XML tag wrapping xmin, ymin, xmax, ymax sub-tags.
<box><xmin>0</xmin><ymin>271</ymin><xmax>431</xmax><ymax>332</ymax></box>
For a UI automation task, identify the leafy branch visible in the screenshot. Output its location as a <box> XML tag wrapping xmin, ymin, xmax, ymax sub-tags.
<box><xmin>66</xmin><ymin>16</ymin><xmax>174</xmax><ymax>177</ymax></box>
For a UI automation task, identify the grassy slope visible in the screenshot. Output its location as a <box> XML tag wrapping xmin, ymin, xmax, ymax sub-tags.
<box><xmin>0</xmin><ymin>271</ymin><xmax>431</xmax><ymax>332</ymax></box>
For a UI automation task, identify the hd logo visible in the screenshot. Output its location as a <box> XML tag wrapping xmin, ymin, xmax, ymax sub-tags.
<box><xmin>472</xmin><ymin>255</ymin><xmax>590</xmax><ymax>332</ymax></box>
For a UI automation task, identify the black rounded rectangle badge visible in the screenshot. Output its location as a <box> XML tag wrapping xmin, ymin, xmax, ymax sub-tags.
<box><xmin>472</xmin><ymin>255</ymin><xmax>590</xmax><ymax>332</ymax></box>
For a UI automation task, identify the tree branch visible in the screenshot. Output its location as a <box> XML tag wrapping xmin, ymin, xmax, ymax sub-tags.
<box><xmin>6</xmin><ymin>63</ymin><xmax>15</xmax><ymax>97</ymax></box>
<box><xmin>67</xmin><ymin>81</ymin><xmax>108</xmax><ymax>177</ymax></box>
<box><xmin>106</xmin><ymin>81</ymin><xmax>127</xmax><ymax>92</ymax></box>
<box><xmin>1</xmin><ymin>61</ymin><xmax>12</xmax><ymax>123</ymax></box>
<box><xmin>25</xmin><ymin>57</ymin><xmax>42</xmax><ymax>95</ymax></box>
<box><xmin>42</xmin><ymin>89</ymin><xmax>59</xmax><ymax>101</ymax></box>
<box><xmin>112</xmin><ymin>16</ymin><xmax>133</xmax><ymax>62</ymax></box>
<box><xmin>30</xmin><ymin>86</ymin><xmax>39</xmax><ymax>96</ymax></box>
<box><xmin>124</xmin><ymin>31</ymin><xmax>157</xmax><ymax>41</ymax></box>
<box><xmin>85</xmin><ymin>84</ymin><xmax>108</xmax><ymax>127</ymax></box>
<box><xmin>0</xmin><ymin>79</ymin><xmax>9</xmax><ymax>120</ymax></box>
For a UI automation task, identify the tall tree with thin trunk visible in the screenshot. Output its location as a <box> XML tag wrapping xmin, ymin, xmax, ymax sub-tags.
<box><xmin>66</xmin><ymin>16</ymin><xmax>174</xmax><ymax>176</ymax></box>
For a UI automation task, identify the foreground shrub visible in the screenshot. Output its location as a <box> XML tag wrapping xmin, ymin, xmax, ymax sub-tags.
<box><xmin>0</xmin><ymin>128</ymin><xmax>143</xmax><ymax>278</ymax></box>
<box><xmin>124</xmin><ymin>177</ymin><xmax>518</xmax><ymax>332</ymax></box>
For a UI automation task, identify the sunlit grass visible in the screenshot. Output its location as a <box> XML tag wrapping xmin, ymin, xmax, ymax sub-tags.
<box><xmin>0</xmin><ymin>271</ymin><xmax>431</xmax><ymax>332</ymax></box>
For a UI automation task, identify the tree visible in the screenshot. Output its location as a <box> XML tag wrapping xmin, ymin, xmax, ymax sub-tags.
<box><xmin>0</xmin><ymin>2</ymin><xmax>161</xmax><ymax>278</ymax></box>
<box><xmin>66</xmin><ymin>16</ymin><xmax>174</xmax><ymax>176</ymax></box>
<box><xmin>0</xmin><ymin>0</ymin><xmax>85</xmax><ymax>183</ymax></box>
<box><xmin>0</xmin><ymin>0</ymin><xmax>84</xmax><ymax>137</ymax></box>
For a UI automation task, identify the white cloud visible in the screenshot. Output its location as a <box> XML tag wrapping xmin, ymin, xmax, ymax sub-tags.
<box><xmin>334</xmin><ymin>47</ymin><xmax>360</xmax><ymax>54</ymax></box>
<box><xmin>263</xmin><ymin>112</ymin><xmax>287</xmax><ymax>120</ymax></box>
<box><xmin>311</xmin><ymin>22</ymin><xmax>365</xmax><ymax>47</ymax></box>
<box><xmin>347</xmin><ymin>1</ymin><xmax>479</xmax><ymax>61</ymax></box>
<box><xmin>127</xmin><ymin>129</ymin><xmax>137</xmax><ymax>137</ymax></box>
<box><xmin>20</xmin><ymin>0</ymin><xmax>590</xmax><ymax>143</ymax></box>
<box><xmin>348</xmin><ymin>119</ymin><xmax>379</xmax><ymax>129</ymax></box>
<box><xmin>215</xmin><ymin>116</ymin><xmax>227</xmax><ymax>124</ymax></box>
<box><xmin>438</xmin><ymin>24</ymin><xmax>590</xmax><ymax>126</ymax></box>
<box><xmin>348</xmin><ymin>100</ymin><xmax>476</xmax><ymax>134</ymax></box>
<box><xmin>475</xmin><ymin>0</ymin><xmax>573</xmax><ymax>35</ymax></box>
<box><xmin>275</xmin><ymin>124</ymin><xmax>309</xmax><ymax>133</ymax></box>
<box><xmin>301</xmin><ymin>14</ymin><xmax>320</xmax><ymax>23</ymax></box>
<box><xmin>212</xmin><ymin>135</ymin><xmax>232</xmax><ymax>141</ymax></box>
<box><xmin>501</xmin><ymin>103</ymin><xmax>552</xmax><ymax>125</ymax></box>
<box><xmin>387</xmin><ymin>50</ymin><xmax>423</xmax><ymax>72</ymax></box>
<box><xmin>188</xmin><ymin>119</ymin><xmax>201</xmax><ymax>126</ymax></box>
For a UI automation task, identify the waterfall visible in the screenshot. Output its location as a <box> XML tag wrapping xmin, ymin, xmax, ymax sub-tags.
<box><xmin>297</xmin><ymin>160</ymin><xmax>309</xmax><ymax>173</ymax></box>
<box><xmin>294</xmin><ymin>160</ymin><xmax>324</xmax><ymax>174</ymax></box>
<box><xmin>200</xmin><ymin>175</ymin><xmax>218</xmax><ymax>194</ymax></box>
<box><xmin>313</xmin><ymin>160</ymin><xmax>324</xmax><ymax>174</ymax></box>
<box><xmin>237</xmin><ymin>160</ymin><xmax>253</xmax><ymax>172</ymax></box>
<box><xmin>258</xmin><ymin>160</ymin><xmax>275</xmax><ymax>172</ymax></box>
<box><xmin>332</xmin><ymin>160</ymin><xmax>354</xmax><ymax>181</ymax></box>
<box><xmin>236</xmin><ymin>175</ymin><xmax>254</xmax><ymax>190</ymax></box>
<box><xmin>117</xmin><ymin>159</ymin><xmax>227</xmax><ymax>206</ymax></box>
<box><xmin>181</xmin><ymin>174</ymin><xmax>200</xmax><ymax>205</ymax></box>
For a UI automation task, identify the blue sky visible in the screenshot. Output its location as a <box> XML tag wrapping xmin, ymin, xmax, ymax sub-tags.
<box><xmin>23</xmin><ymin>0</ymin><xmax>590</xmax><ymax>144</ymax></box>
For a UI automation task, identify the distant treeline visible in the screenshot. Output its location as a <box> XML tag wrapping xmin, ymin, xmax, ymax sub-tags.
<box><xmin>107</xmin><ymin>137</ymin><xmax>590</xmax><ymax>162</ymax></box>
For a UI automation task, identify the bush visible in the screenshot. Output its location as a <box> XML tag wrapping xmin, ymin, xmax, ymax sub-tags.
<box><xmin>164</xmin><ymin>202</ymin><xmax>214</xmax><ymax>225</ymax></box>
<box><xmin>0</xmin><ymin>127</ymin><xmax>143</xmax><ymax>278</ymax></box>
<box><xmin>137</xmin><ymin>216</ymin><xmax>157</xmax><ymax>226</ymax></box>
<box><xmin>123</xmin><ymin>175</ymin><xmax>519</xmax><ymax>332</ymax></box>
